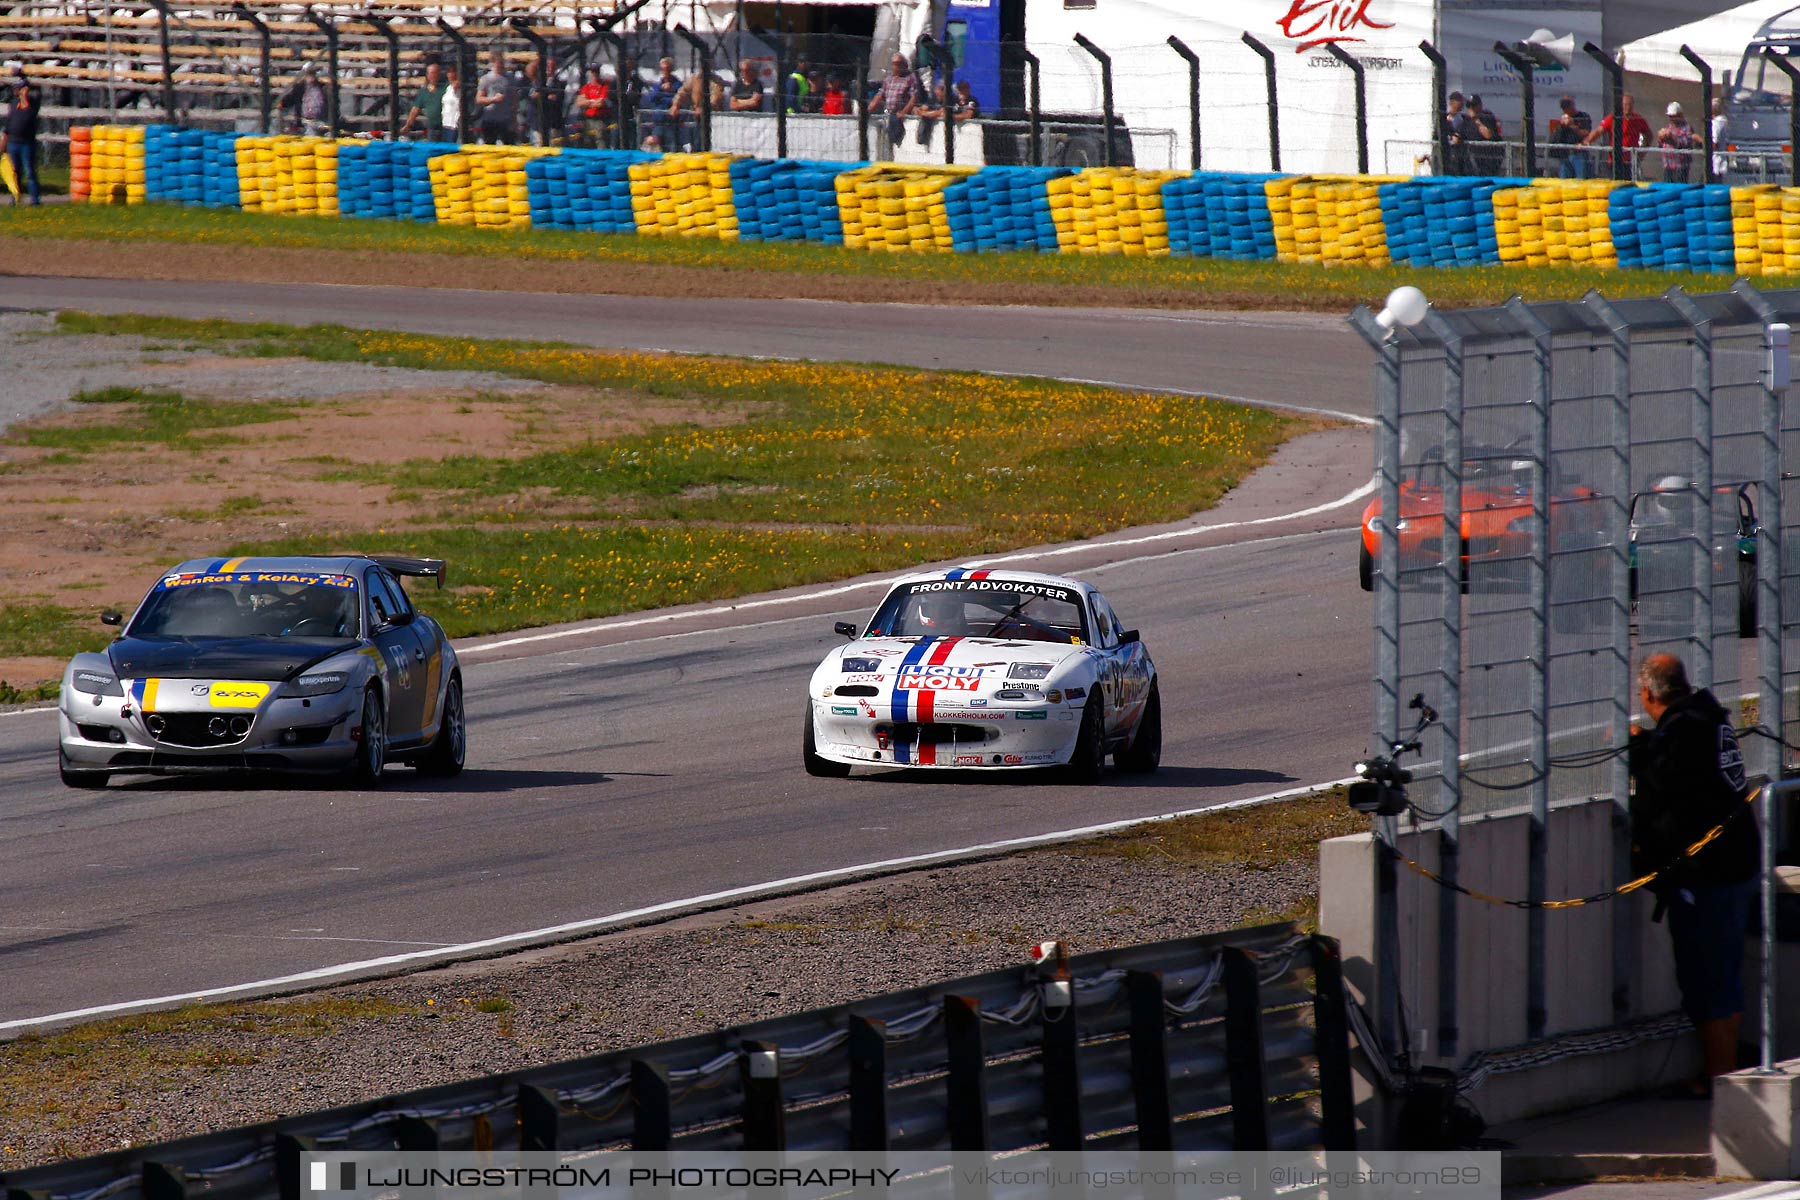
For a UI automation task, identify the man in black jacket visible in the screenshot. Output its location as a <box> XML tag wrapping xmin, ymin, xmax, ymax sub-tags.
<box><xmin>1629</xmin><ymin>653</ymin><xmax>1758</xmax><ymax>1093</ymax></box>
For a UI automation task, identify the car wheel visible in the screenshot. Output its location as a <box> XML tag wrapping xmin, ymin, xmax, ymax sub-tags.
<box><xmin>1063</xmin><ymin>697</ymin><xmax>1106</xmax><ymax>785</ymax></box>
<box><xmin>1359</xmin><ymin>542</ymin><xmax>1374</xmax><ymax>592</ymax></box>
<box><xmin>416</xmin><ymin>674</ymin><xmax>466</xmax><ymax>777</ymax></box>
<box><xmin>803</xmin><ymin>706</ymin><xmax>851</xmax><ymax>778</ymax></box>
<box><xmin>1114</xmin><ymin>682</ymin><xmax>1162</xmax><ymax>774</ymax></box>
<box><xmin>345</xmin><ymin>687</ymin><xmax>386</xmax><ymax>787</ymax></box>
<box><xmin>1739</xmin><ymin>559</ymin><xmax>1758</xmax><ymax>639</ymax></box>
<box><xmin>58</xmin><ymin>751</ymin><xmax>108</xmax><ymax>789</ymax></box>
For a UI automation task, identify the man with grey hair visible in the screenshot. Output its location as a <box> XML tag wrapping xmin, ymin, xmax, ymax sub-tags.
<box><xmin>1629</xmin><ymin>652</ymin><xmax>1758</xmax><ymax>1095</ymax></box>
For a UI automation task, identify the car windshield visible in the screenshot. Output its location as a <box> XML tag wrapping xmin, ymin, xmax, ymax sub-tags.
<box><xmin>130</xmin><ymin>571</ymin><xmax>361</xmax><ymax>639</ymax></box>
<box><xmin>864</xmin><ymin>580</ymin><xmax>1088</xmax><ymax>644</ymax></box>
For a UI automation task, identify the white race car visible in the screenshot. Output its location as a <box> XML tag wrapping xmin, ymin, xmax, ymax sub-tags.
<box><xmin>804</xmin><ymin>568</ymin><xmax>1160</xmax><ymax>780</ymax></box>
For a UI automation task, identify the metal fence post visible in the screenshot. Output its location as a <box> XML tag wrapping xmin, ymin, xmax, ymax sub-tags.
<box><xmin>847</xmin><ymin>1015</ymin><xmax>889</xmax><ymax>1149</ymax></box>
<box><xmin>362</xmin><ymin>13</ymin><xmax>402</xmax><ymax>141</ymax></box>
<box><xmin>1589</xmin><ymin>290</ymin><xmax>1642</xmax><ymax>1025</ymax></box>
<box><xmin>1222</xmin><ymin>948</ymin><xmax>1270</xmax><ymax>1150</ymax></box>
<box><xmin>1420</xmin><ymin>40</ymin><xmax>1447</xmax><ymax>175</ymax></box>
<box><xmin>740</xmin><ymin>1040</ymin><xmax>787</xmax><ymax>1150</ymax></box>
<box><xmin>393</xmin><ymin>1115</ymin><xmax>439</xmax><ymax>1150</ymax></box>
<box><xmin>1421</xmin><ymin>307</ymin><xmax>1465</xmax><ymax>1060</ymax></box>
<box><xmin>1125</xmin><ymin>970</ymin><xmax>1173</xmax><ymax>1150</ymax></box>
<box><xmin>674</xmin><ymin>25</ymin><xmax>712</xmax><ymax>151</ymax></box>
<box><xmin>1323</xmin><ymin>43</ymin><xmax>1368</xmax><ymax>175</ymax></box>
<box><xmin>145</xmin><ymin>0</ymin><xmax>177</xmax><ymax>124</ymax></box>
<box><xmin>631</xmin><ymin>1059</ymin><xmax>673</xmax><ymax>1149</ymax></box>
<box><xmin>773</xmin><ymin>32</ymin><xmax>788</xmax><ymax>159</ymax></box>
<box><xmin>1663</xmin><ymin>288</ymin><xmax>1717</xmax><ymax>689</ymax></box>
<box><xmin>510</xmin><ymin>18</ymin><xmax>554</xmax><ymax>147</ymax></box>
<box><xmin>943</xmin><ymin>995</ymin><xmax>989</xmax><ymax>1149</ymax></box>
<box><xmin>141</xmin><ymin>1163</ymin><xmax>185</xmax><ymax>1200</ymax></box>
<box><xmin>1680</xmin><ymin>45</ymin><xmax>1716</xmax><ymax>184</ymax></box>
<box><xmin>1505</xmin><ymin>296</ymin><xmax>1555</xmax><ymax>1041</ymax></box>
<box><xmin>518</xmin><ymin>1083</ymin><xmax>562</xmax><ymax>1150</ymax></box>
<box><xmin>1310</xmin><ymin>937</ymin><xmax>1358</xmax><ymax>1151</ymax></box>
<box><xmin>1019</xmin><ymin>47</ymin><xmax>1041</xmax><ymax>167</ymax></box>
<box><xmin>304</xmin><ymin>8</ymin><xmax>341</xmax><ymax>135</ymax></box>
<box><xmin>435</xmin><ymin>18</ymin><xmax>474</xmax><ymax>143</ymax></box>
<box><xmin>232</xmin><ymin>4</ymin><xmax>273</xmax><ymax>134</ymax></box>
<box><xmin>1491</xmin><ymin>41</ymin><xmax>1536</xmax><ymax>178</ymax></box>
<box><xmin>855</xmin><ymin>58</ymin><xmax>870</xmax><ymax>161</ymax></box>
<box><xmin>1072</xmin><ymin>34</ymin><xmax>1114</xmax><ymax>168</ymax></box>
<box><xmin>920</xmin><ymin>34</ymin><xmax>954</xmax><ymax>165</ymax></box>
<box><xmin>1166</xmin><ymin>36</ymin><xmax>1200</xmax><ymax>170</ymax></box>
<box><xmin>1584</xmin><ymin>42</ymin><xmax>1626</xmax><ymax>181</ymax></box>
<box><xmin>1040</xmin><ymin>979</ymin><xmax>1082</xmax><ymax>1149</ymax></box>
<box><xmin>274</xmin><ymin>1134</ymin><xmax>316</xmax><ymax>1200</ymax></box>
<box><xmin>1764</xmin><ymin>52</ymin><xmax>1800</xmax><ymax>186</ymax></box>
<box><xmin>1242</xmin><ymin>32</ymin><xmax>1280</xmax><ymax>172</ymax></box>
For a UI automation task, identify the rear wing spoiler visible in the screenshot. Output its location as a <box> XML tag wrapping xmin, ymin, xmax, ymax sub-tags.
<box><xmin>369</xmin><ymin>556</ymin><xmax>447</xmax><ymax>589</ymax></box>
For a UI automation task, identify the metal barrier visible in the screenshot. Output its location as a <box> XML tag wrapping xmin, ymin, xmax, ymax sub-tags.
<box><xmin>0</xmin><ymin>925</ymin><xmax>1355</xmax><ymax>1195</ymax></box>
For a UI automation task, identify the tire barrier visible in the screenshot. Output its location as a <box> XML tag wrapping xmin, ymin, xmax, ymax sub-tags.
<box><xmin>74</xmin><ymin>123</ymin><xmax>1800</xmax><ymax>275</ymax></box>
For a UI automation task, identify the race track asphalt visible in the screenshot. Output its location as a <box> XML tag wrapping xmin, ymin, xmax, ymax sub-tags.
<box><xmin>0</xmin><ymin>277</ymin><xmax>1377</xmax><ymax>1027</ymax></box>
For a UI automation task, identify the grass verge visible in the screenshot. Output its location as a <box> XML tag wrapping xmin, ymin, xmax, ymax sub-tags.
<box><xmin>20</xmin><ymin>312</ymin><xmax>1297</xmax><ymax>646</ymax></box>
<box><xmin>0</xmin><ymin>201</ymin><xmax>1770</xmax><ymax>310</ymax></box>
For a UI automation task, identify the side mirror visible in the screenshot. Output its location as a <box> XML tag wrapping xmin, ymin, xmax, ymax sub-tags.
<box><xmin>100</xmin><ymin>610</ymin><xmax>122</xmax><ymax>626</ymax></box>
<box><xmin>834</xmin><ymin>621</ymin><xmax>858</xmax><ymax>639</ymax></box>
<box><xmin>391</xmin><ymin>610</ymin><xmax>417</xmax><ymax>626</ymax></box>
<box><xmin>1119</xmin><ymin>629</ymin><xmax>1140</xmax><ymax>645</ymax></box>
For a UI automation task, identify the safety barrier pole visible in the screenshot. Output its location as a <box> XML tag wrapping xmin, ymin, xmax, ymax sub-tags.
<box><xmin>1764</xmin><ymin>51</ymin><xmax>1800</xmax><ymax>186</ymax></box>
<box><xmin>1167</xmin><ymin>35</ymin><xmax>1200</xmax><ymax>170</ymax></box>
<box><xmin>1420</xmin><ymin>39</ymin><xmax>1446</xmax><ymax>175</ymax></box>
<box><xmin>146</xmin><ymin>0</ymin><xmax>177</xmax><ymax>123</ymax></box>
<box><xmin>304</xmin><ymin>7</ymin><xmax>341</xmax><ymax>135</ymax></box>
<box><xmin>1584</xmin><ymin>42</ymin><xmax>1626</xmax><ymax>181</ymax></box>
<box><xmin>920</xmin><ymin>34</ymin><xmax>955</xmax><ymax>165</ymax></box>
<box><xmin>1242</xmin><ymin>32</ymin><xmax>1280</xmax><ymax>172</ymax></box>
<box><xmin>509</xmin><ymin>18</ymin><xmax>554</xmax><ymax>147</ymax></box>
<box><xmin>362</xmin><ymin>13</ymin><xmax>402</xmax><ymax>141</ymax></box>
<box><xmin>1323</xmin><ymin>41</ymin><xmax>1368</xmax><ymax>174</ymax></box>
<box><xmin>673</xmin><ymin>25</ymin><xmax>711</xmax><ymax>152</ymax></box>
<box><xmin>855</xmin><ymin>58</ymin><xmax>870</xmax><ymax>161</ymax></box>
<box><xmin>1019</xmin><ymin>46</ymin><xmax>1041</xmax><ymax>166</ymax></box>
<box><xmin>232</xmin><ymin>4</ymin><xmax>273</xmax><ymax>134</ymax></box>
<box><xmin>1072</xmin><ymin>33</ymin><xmax>1114</xmax><ymax>168</ymax></box>
<box><xmin>1680</xmin><ymin>45</ymin><xmax>1716</xmax><ymax>184</ymax></box>
<box><xmin>773</xmin><ymin>32</ymin><xmax>788</xmax><ymax>159</ymax></box>
<box><xmin>435</xmin><ymin>18</ymin><xmax>473</xmax><ymax>143</ymax></box>
<box><xmin>1491</xmin><ymin>41</ymin><xmax>1536</xmax><ymax>178</ymax></box>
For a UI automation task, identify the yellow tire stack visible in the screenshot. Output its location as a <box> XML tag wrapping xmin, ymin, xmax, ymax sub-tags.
<box><xmin>1734</xmin><ymin>186</ymin><xmax>1774</xmax><ymax>276</ymax></box>
<box><xmin>1773</xmin><ymin>189</ymin><xmax>1800</xmax><ymax>275</ymax></box>
<box><xmin>1313</xmin><ymin>177</ymin><xmax>1402</xmax><ymax>266</ymax></box>
<box><xmin>833</xmin><ymin>165</ymin><xmax>971</xmax><ymax>252</ymax></box>
<box><xmin>426</xmin><ymin>146</ymin><xmax>542</xmax><ymax>229</ymax></box>
<box><xmin>1053</xmin><ymin>168</ymin><xmax>1183</xmax><ymax>257</ymax></box>
<box><xmin>1263</xmin><ymin>175</ymin><xmax>1306</xmax><ymax>263</ymax></box>
<box><xmin>1045</xmin><ymin>173</ymin><xmax>1077</xmax><ymax>249</ymax></box>
<box><xmin>629</xmin><ymin>152</ymin><xmax>741</xmax><ymax>239</ymax></box>
<box><xmin>285</xmin><ymin>138</ymin><xmax>345</xmax><ymax>218</ymax></box>
<box><xmin>86</xmin><ymin>125</ymin><xmax>145</xmax><ymax>205</ymax></box>
<box><xmin>1491</xmin><ymin>180</ymin><xmax>1622</xmax><ymax>267</ymax></box>
<box><xmin>234</xmin><ymin>136</ymin><xmax>272</xmax><ymax>212</ymax></box>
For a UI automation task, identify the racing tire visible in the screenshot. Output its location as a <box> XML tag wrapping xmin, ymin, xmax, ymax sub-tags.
<box><xmin>1739</xmin><ymin>559</ymin><xmax>1758</xmax><ymax>640</ymax></box>
<box><xmin>1063</xmin><ymin>697</ymin><xmax>1106</xmax><ymax>785</ymax></box>
<box><xmin>58</xmin><ymin>751</ymin><xmax>108</xmax><ymax>789</ymax></box>
<box><xmin>803</xmin><ymin>706</ymin><xmax>852</xmax><ymax>778</ymax></box>
<box><xmin>1114</xmin><ymin>682</ymin><xmax>1162</xmax><ymax>774</ymax></box>
<box><xmin>344</xmin><ymin>686</ymin><xmax>387</xmax><ymax>787</ymax></box>
<box><xmin>415</xmin><ymin>674</ymin><xmax>466</xmax><ymax>777</ymax></box>
<box><xmin>1358</xmin><ymin>543</ymin><xmax>1374</xmax><ymax>592</ymax></box>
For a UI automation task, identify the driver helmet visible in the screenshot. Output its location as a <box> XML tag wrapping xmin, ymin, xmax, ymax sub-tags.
<box><xmin>1643</xmin><ymin>474</ymin><xmax>1691</xmax><ymax>524</ymax></box>
<box><xmin>917</xmin><ymin>595</ymin><xmax>963</xmax><ymax>630</ymax></box>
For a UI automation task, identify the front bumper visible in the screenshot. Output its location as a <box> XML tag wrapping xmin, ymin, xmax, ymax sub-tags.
<box><xmin>810</xmin><ymin>698</ymin><xmax>1080</xmax><ymax>769</ymax></box>
<box><xmin>59</xmin><ymin>686</ymin><xmax>361</xmax><ymax>775</ymax></box>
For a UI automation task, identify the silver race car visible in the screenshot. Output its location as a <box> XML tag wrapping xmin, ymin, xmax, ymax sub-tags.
<box><xmin>58</xmin><ymin>555</ymin><xmax>465</xmax><ymax>788</ymax></box>
<box><xmin>804</xmin><ymin>568</ymin><xmax>1160</xmax><ymax>781</ymax></box>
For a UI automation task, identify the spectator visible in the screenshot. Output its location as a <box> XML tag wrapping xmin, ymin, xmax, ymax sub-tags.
<box><xmin>868</xmin><ymin>53</ymin><xmax>919</xmax><ymax>158</ymax></box>
<box><xmin>668</xmin><ymin>72</ymin><xmax>725</xmax><ymax>150</ymax></box>
<box><xmin>1442</xmin><ymin>91</ymin><xmax>1473</xmax><ymax>175</ymax></box>
<box><xmin>1712</xmin><ymin>97</ymin><xmax>1729</xmax><ymax>180</ymax></box>
<box><xmin>640</xmin><ymin>132</ymin><xmax>662</xmax><ymax>153</ymax></box>
<box><xmin>518</xmin><ymin>59</ymin><xmax>561</xmax><ymax>146</ymax></box>
<box><xmin>819</xmin><ymin>75</ymin><xmax>849</xmax><ymax>116</ymax></box>
<box><xmin>804</xmin><ymin>68</ymin><xmax>826</xmax><ymax>113</ymax></box>
<box><xmin>915</xmin><ymin>80</ymin><xmax>945</xmax><ymax>121</ymax></box>
<box><xmin>1</xmin><ymin>76</ymin><xmax>40</xmax><ymax>205</ymax></box>
<box><xmin>952</xmin><ymin>79</ymin><xmax>979</xmax><ymax>122</ymax></box>
<box><xmin>440</xmin><ymin>61</ymin><xmax>463</xmax><ymax>142</ymax></box>
<box><xmin>1584</xmin><ymin>92</ymin><xmax>1652</xmax><ymax>178</ymax></box>
<box><xmin>1658</xmin><ymin>102</ymin><xmax>1698</xmax><ymax>183</ymax></box>
<box><xmin>1465</xmin><ymin>93</ymin><xmax>1503</xmax><ymax>175</ymax></box>
<box><xmin>1547</xmin><ymin>94</ymin><xmax>1592</xmax><ymax>178</ymax></box>
<box><xmin>397</xmin><ymin>58</ymin><xmax>448</xmax><ymax>141</ymax></box>
<box><xmin>1629</xmin><ymin>653</ymin><xmax>1759</xmax><ymax>1096</ymax></box>
<box><xmin>282</xmin><ymin>65</ymin><xmax>331</xmax><ymax>137</ymax></box>
<box><xmin>639</xmin><ymin>56</ymin><xmax>680</xmax><ymax>145</ymax></box>
<box><xmin>475</xmin><ymin>49</ymin><xmax>519</xmax><ymax>145</ymax></box>
<box><xmin>729</xmin><ymin>58</ymin><xmax>765</xmax><ymax>112</ymax></box>
<box><xmin>574</xmin><ymin>64</ymin><xmax>612</xmax><ymax>148</ymax></box>
<box><xmin>783</xmin><ymin>58</ymin><xmax>812</xmax><ymax>114</ymax></box>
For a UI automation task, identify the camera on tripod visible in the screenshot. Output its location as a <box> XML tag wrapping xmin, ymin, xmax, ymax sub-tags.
<box><xmin>1347</xmin><ymin>694</ymin><xmax>1437</xmax><ymax>816</ymax></box>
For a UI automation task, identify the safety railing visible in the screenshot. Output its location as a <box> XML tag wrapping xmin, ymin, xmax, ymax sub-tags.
<box><xmin>0</xmin><ymin>924</ymin><xmax>1355</xmax><ymax>1198</ymax></box>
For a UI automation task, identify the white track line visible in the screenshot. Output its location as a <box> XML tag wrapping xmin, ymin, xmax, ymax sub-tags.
<box><xmin>461</xmin><ymin>476</ymin><xmax>1374</xmax><ymax>655</ymax></box>
<box><xmin>0</xmin><ymin>774</ymin><xmax>1356</xmax><ymax>1034</ymax></box>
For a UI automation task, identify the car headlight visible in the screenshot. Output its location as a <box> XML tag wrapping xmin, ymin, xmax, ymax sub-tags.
<box><xmin>70</xmin><ymin>668</ymin><xmax>123</xmax><ymax>697</ymax></box>
<box><xmin>284</xmin><ymin>671</ymin><xmax>350</xmax><ymax>698</ymax></box>
<box><xmin>841</xmin><ymin>657</ymin><xmax>882</xmax><ymax>672</ymax></box>
<box><xmin>1007</xmin><ymin>663</ymin><xmax>1053</xmax><ymax>681</ymax></box>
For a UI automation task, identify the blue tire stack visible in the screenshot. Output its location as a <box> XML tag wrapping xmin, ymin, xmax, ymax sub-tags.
<box><xmin>729</xmin><ymin>159</ymin><xmax>851</xmax><ymax>244</ymax></box>
<box><xmin>1410</xmin><ymin>178</ymin><xmax>1501</xmax><ymax>267</ymax></box>
<box><xmin>1164</xmin><ymin>173</ymin><xmax>1277</xmax><ymax>260</ymax></box>
<box><xmin>401</xmin><ymin>142</ymin><xmax>458</xmax><ymax>222</ymax></box>
<box><xmin>199</xmin><ymin>132</ymin><xmax>241</xmax><ymax>207</ymax></box>
<box><xmin>526</xmin><ymin>155</ymin><xmax>556</xmax><ymax>227</ymax></box>
<box><xmin>1378</xmin><ymin>179</ymin><xmax>1429</xmax><ymax>266</ymax></box>
<box><xmin>337</xmin><ymin>142</ymin><xmax>373</xmax><ymax>217</ymax></box>
<box><xmin>145</xmin><ymin>125</ymin><xmax>205</xmax><ymax>203</ymax></box>
<box><xmin>1695</xmin><ymin>185</ymin><xmax>1736</xmax><ymax>272</ymax></box>
<box><xmin>953</xmin><ymin>166</ymin><xmax>1065</xmax><ymax>253</ymax></box>
<box><xmin>540</xmin><ymin>149</ymin><xmax>650</xmax><ymax>233</ymax></box>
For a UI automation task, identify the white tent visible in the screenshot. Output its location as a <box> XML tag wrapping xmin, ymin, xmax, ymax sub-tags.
<box><xmin>1620</xmin><ymin>0</ymin><xmax>1800</xmax><ymax>80</ymax></box>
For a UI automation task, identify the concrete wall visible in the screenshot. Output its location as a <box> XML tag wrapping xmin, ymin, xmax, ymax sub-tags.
<box><xmin>1321</xmin><ymin>794</ymin><xmax>1699</xmax><ymax>1134</ymax></box>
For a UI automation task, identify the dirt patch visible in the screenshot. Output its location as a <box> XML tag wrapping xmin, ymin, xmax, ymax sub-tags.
<box><xmin>0</xmin><ymin>236</ymin><xmax>1332</xmax><ymax>312</ymax></box>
